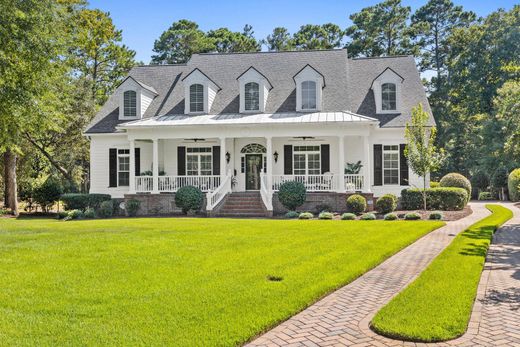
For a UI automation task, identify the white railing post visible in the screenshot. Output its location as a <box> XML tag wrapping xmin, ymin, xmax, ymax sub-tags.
<box><xmin>337</xmin><ymin>135</ymin><xmax>345</xmax><ymax>192</ymax></box>
<box><xmin>152</xmin><ymin>138</ymin><xmax>159</xmax><ymax>194</ymax></box>
<box><xmin>129</xmin><ymin>139</ymin><xmax>136</xmax><ymax>194</ymax></box>
<box><xmin>220</xmin><ymin>137</ymin><xmax>226</xmax><ymax>184</ymax></box>
<box><xmin>363</xmin><ymin>135</ymin><xmax>371</xmax><ymax>192</ymax></box>
<box><xmin>265</xmin><ymin>136</ymin><xmax>273</xmax><ymax>192</ymax></box>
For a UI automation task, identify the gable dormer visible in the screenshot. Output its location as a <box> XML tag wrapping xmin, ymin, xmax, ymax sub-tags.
<box><xmin>182</xmin><ymin>68</ymin><xmax>221</xmax><ymax>114</ymax></box>
<box><xmin>371</xmin><ymin>67</ymin><xmax>404</xmax><ymax>114</ymax></box>
<box><xmin>118</xmin><ymin>76</ymin><xmax>158</xmax><ymax>120</ymax></box>
<box><xmin>293</xmin><ymin>64</ymin><xmax>325</xmax><ymax>112</ymax></box>
<box><xmin>237</xmin><ymin>67</ymin><xmax>273</xmax><ymax>113</ymax></box>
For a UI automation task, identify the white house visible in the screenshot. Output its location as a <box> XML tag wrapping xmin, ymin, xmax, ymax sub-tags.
<box><xmin>85</xmin><ymin>49</ymin><xmax>434</xmax><ymax>216</ymax></box>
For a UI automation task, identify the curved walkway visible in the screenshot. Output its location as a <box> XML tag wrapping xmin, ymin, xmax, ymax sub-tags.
<box><xmin>247</xmin><ymin>203</ymin><xmax>519</xmax><ymax>346</ymax></box>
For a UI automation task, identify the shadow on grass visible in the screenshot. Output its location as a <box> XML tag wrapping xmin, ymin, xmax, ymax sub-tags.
<box><xmin>458</xmin><ymin>227</ymin><xmax>494</xmax><ymax>257</ymax></box>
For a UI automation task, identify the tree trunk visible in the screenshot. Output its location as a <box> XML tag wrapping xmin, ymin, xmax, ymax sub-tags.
<box><xmin>3</xmin><ymin>150</ymin><xmax>18</xmax><ymax>216</ymax></box>
<box><xmin>423</xmin><ymin>174</ymin><xmax>427</xmax><ymax>211</ymax></box>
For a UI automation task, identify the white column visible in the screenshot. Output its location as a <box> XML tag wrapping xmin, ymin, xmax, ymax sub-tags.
<box><xmin>337</xmin><ymin>135</ymin><xmax>345</xmax><ymax>192</ymax></box>
<box><xmin>220</xmin><ymin>137</ymin><xmax>226</xmax><ymax>181</ymax></box>
<box><xmin>129</xmin><ymin>139</ymin><xmax>136</xmax><ymax>194</ymax></box>
<box><xmin>265</xmin><ymin>136</ymin><xmax>273</xmax><ymax>191</ymax></box>
<box><xmin>363</xmin><ymin>135</ymin><xmax>371</xmax><ymax>192</ymax></box>
<box><xmin>152</xmin><ymin>138</ymin><xmax>159</xmax><ymax>193</ymax></box>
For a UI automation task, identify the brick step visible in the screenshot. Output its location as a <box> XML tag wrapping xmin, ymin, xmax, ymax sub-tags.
<box><xmin>216</xmin><ymin>212</ymin><xmax>267</xmax><ymax>217</ymax></box>
<box><xmin>225</xmin><ymin>197</ymin><xmax>262</xmax><ymax>201</ymax></box>
<box><xmin>222</xmin><ymin>201</ymin><xmax>263</xmax><ymax>207</ymax></box>
<box><xmin>220</xmin><ymin>207</ymin><xmax>265</xmax><ymax>212</ymax></box>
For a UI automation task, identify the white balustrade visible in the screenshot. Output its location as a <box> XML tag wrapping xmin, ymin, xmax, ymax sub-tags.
<box><xmin>135</xmin><ymin>175</ymin><xmax>221</xmax><ymax>193</ymax></box>
<box><xmin>260</xmin><ymin>172</ymin><xmax>273</xmax><ymax>211</ymax></box>
<box><xmin>343</xmin><ymin>174</ymin><xmax>364</xmax><ymax>191</ymax></box>
<box><xmin>135</xmin><ymin>176</ymin><xmax>153</xmax><ymax>193</ymax></box>
<box><xmin>271</xmin><ymin>174</ymin><xmax>337</xmax><ymax>192</ymax></box>
<box><xmin>206</xmin><ymin>172</ymin><xmax>232</xmax><ymax>211</ymax></box>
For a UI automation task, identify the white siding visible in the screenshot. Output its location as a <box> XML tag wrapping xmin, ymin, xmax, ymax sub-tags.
<box><xmin>140</xmin><ymin>90</ymin><xmax>154</xmax><ymax>117</ymax></box>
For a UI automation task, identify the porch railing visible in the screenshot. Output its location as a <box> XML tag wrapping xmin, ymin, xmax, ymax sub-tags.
<box><xmin>135</xmin><ymin>176</ymin><xmax>153</xmax><ymax>193</ymax></box>
<box><xmin>344</xmin><ymin>174</ymin><xmax>364</xmax><ymax>191</ymax></box>
<box><xmin>206</xmin><ymin>172</ymin><xmax>232</xmax><ymax>211</ymax></box>
<box><xmin>260</xmin><ymin>172</ymin><xmax>273</xmax><ymax>211</ymax></box>
<box><xmin>272</xmin><ymin>174</ymin><xmax>338</xmax><ymax>192</ymax></box>
<box><xmin>158</xmin><ymin>175</ymin><xmax>220</xmax><ymax>192</ymax></box>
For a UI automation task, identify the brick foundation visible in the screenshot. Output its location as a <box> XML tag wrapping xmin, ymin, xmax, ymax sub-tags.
<box><xmin>273</xmin><ymin>192</ymin><xmax>374</xmax><ymax>215</ymax></box>
<box><xmin>124</xmin><ymin>193</ymin><xmax>207</xmax><ymax>216</ymax></box>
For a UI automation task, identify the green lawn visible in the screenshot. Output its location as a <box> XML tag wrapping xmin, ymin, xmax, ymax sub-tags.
<box><xmin>371</xmin><ymin>204</ymin><xmax>513</xmax><ymax>342</ymax></box>
<box><xmin>0</xmin><ymin>217</ymin><xmax>442</xmax><ymax>346</ymax></box>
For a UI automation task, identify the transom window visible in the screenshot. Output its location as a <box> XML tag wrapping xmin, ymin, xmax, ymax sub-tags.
<box><xmin>186</xmin><ymin>147</ymin><xmax>212</xmax><ymax>176</ymax></box>
<box><xmin>118</xmin><ymin>149</ymin><xmax>130</xmax><ymax>186</ymax></box>
<box><xmin>189</xmin><ymin>84</ymin><xmax>204</xmax><ymax>113</ymax></box>
<box><xmin>383</xmin><ymin>145</ymin><xmax>399</xmax><ymax>185</ymax></box>
<box><xmin>301</xmin><ymin>81</ymin><xmax>317</xmax><ymax>110</ymax></box>
<box><xmin>123</xmin><ymin>91</ymin><xmax>137</xmax><ymax>117</ymax></box>
<box><xmin>382</xmin><ymin>83</ymin><xmax>397</xmax><ymax>111</ymax></box>
<box><xmin>244</xmin><ymin>82</ymin><xmax>260</xmax><ymax>111</ymax></box>
<box><xmin>240</xmin><ymin>143</ymin><xmax>266</xmax><ymax>153</ymax></box>
<box><xmin>293</xmin><ymin>145</ymin><xmax>320</xmax><ymax>175</ymax></box>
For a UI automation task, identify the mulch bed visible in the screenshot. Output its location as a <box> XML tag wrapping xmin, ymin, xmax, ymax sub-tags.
<box><xmin>392</xmin><ymin>205</ymin><xmax>473</xmax><ymax>221</ymax></box>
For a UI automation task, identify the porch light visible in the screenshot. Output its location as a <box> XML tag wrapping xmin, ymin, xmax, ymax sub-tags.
<box><xmin>225</xmin><ymin>152</ymin><xmax>231</xmax><ymax>163</ymax></box>
<box><xmin>273</xmin><ymin>151</ymin><xmax>279</xmax><ymax>163</ymax></box>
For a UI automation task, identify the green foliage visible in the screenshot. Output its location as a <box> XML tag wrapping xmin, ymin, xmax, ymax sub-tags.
<box><xmin>344</xmin><ymin>161</ymin><xmax>363</xmax><ymax>174</ymax></box>
<box><xmin>318</xmin><ymin>212</ymin><xmax>334</xmax><ymax>220</ymax></box>
<box><xmin>430</xmin><ymin>181</ymin><xmax>440</xmax><ymax>188</ymax></box>
<box><xmin>84</xmin><ymin>208</ymin><xmax>96</xmax><ymax>219</ymax></box>
<box><xmin>401</xmin><ymin>188</ymin><xmax>468</xmax><ymax>211</ymax></box>
<box><xmin>284</xmin><ymin>211</ymin><xmax>299</xmax><ymax>219</ymax></box>
<box><xmin>298</xmin><ymin>212</ymin><xmax>314</xmax><ymax>220</ymax></box>
<box><xmin>439</xmin><ymin>173</ymin><xmax>472</xmax><ymax>200</ymax></box>
<box><xmin>315</xmin><ymin>203</ymin><xmax>333</xmax><ymax>213</ymax></box>
<box><xmin>376</xmin><ymin>194</ymin><xmax>397</xmax><ymax>214</ymax></box>
<box><xmin>125</xmin><ymin>199</ymin><xmax>141</xmax><ymax>217</ymax></box>
<box><xmin>32</xmin><ymin>177</ymin><xmax>63</xmax><ymax>212</ymax></box>
<box><xmin>61</xmin><ymin>193</ymin><xmax>111</xmax><ymax>211</ymax></box>
<box><xmin>470</xmin><ymin>171</ymin><xmax>489</xmax><ymax>191</ymax></box>
<box><xmin>278</xmin><ymin>181</ymin><xmax>307</xmax><ymax>211</ymax></box>
<box><xmin>384</xmin><ymin>213</ymin><xmax>399</xmax><ymax>221</ymax></box>
<box><xmin>346</xmin><ymin>194</ymin><xmax>367</xmax><ymax>214</ymax></box>
<box><xmin>360</xmin><ymin>213</ymin><xmax>377</xmax><ymax>220</ymax></box>
<box><xmin>56</xmin><ymin>211</ymin><xmax>68</xmax><ymax>220</ymax></box>
<box><xmin>175</xmin><ymin>186</ymin><xmax>204</xmax><ymax>214</ymax></box>
<box><xmin>263</xmin><ymin>27</ymin><xmax>294</xmax><ymax>51</ymax></box>
<box><xmin>67</xmin><ymin>209</ymin><xmax>84</xmax><ymax>220</ymax></box>
<box><xmin>372</xmin><ymin>205</ymin><xmax>512</xmax><ymax>341</ymax></box>
<box><xmin>429</xmin><ymin>211</ymin><xmax>443</xmax><ymax>220</ymax></box>
<box><xmin>405</xmin><ymin>212</ymin><xmax>422</xmax><ymax>220</ymax></box>
<box><xmin>207</xmin><ymin>25</ymin><xmax>260</xmax><ymax>53</ymax></box>
<box><xmin>293</xmin><ymin>24</ymin><xmax>344</xmax><ymax>50</ymax></box>
<box><xmin>341</xmin><ymin>213</ymin><xmax>357</xmax><ymax>220</ymax></box>
<box><xmin>478</xmin><ymin>192</ymin><xmax>494</xmax><ymax>201</ymax></box>
<box><xmin>491</xmin><ymin>167</ymin><xmax>509</xmax><ymax>189</ymax></box>
<box><xmin>98</xmin><ymin>200</ymin><xmax>114</xmax><ymax>218</ymax></box>
<box><xmin>507</xmin><ymin>169</ymin><xmax>520</xmax><ymax>201</ymax></box>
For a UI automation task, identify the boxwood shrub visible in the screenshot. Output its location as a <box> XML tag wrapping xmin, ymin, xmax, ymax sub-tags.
<box><xmin>360</xmin><ymin>212</ymin><xmax>376</xmax><ymax>220</ymax></box>
<box><xmin>98</xmin><ymin>200</ymin><xmax>114</xmax><ymax>218</ymax></box>
<box><xmin>125</xmin><ymin>199</ymin><xmax>141</xmax><ymax>217</ymax></box>
<box><xmin>401</xmin><ymin>188</ymin><xmax>468</xmax><ymax>211</ymax></box>
<box><xmin>67</xmin><ymin>209</ymin><xmax>84</xmax><ymax>220</ymax></box>
<box><xmin>346</xmin><ymin>194</ymin><xmax>366</xmax><ymax>214</ymax></box>
<box><xmin>384</xmin><ymin>213</ymin><xmax>398</xmax><ymax>220</ymax></box>
<box><xmin>508</xmin><ymin>168</ymin><xmax>520</xmax><ymax>201</ymax></box>
<box><xmin>341</xmin><ymin>212</ymin><xmax>356</xmax><ymax>220</ymax></box>
<box><xmin>478</xmin><ymin>191</ymin><xmax>494</xmax><ymax>201</ymax></box>
<box><xmin>429</xmin><ymin>211</ymin><xmax>443</xmax><ymax>220</ymax></box>
<box><xmin>439</xmin><ymin>173</ymin><xmax>472</xmax><ymax>201</ymax></box>
<box><xmin>375</xmin><ymin>194</ymin><xmax>397</xmax><ymax>214</ymax></box>
<box><xmin>61</xmin><ymin>193</ymin><xmax>111</xmax><ymax>211</ymax></box>
<box><xmin>318</xmin><ymin>211</ymin><xmax>333</xmax><ymax>220</ymax></box>
<box><xmin>298</xmin><ymin>212</ymin><xmax>313</xmax><ymax>220</ymax></box>
<box><xmin>175</xmin><ymin>186</ymin><xmax>204</xmax><ymax>214</ymax></box>
<box><xmin>285</xmin><ymin>211</ymin><xmax>299</xmax><ymax>219</ymax></box>
<box><xmin>84</xmin><ymin>208</ymin><xmax>96</xmax><ymax>219</ymax></box>
<box><xmin>405</xmin><ymin>212</ymin><xmax>422</xmax><ymax>220</ymax></box>
<box><xmin>278</xmin><ymin>181</ymin><xmax>307</xmax><ymax>211</ymax></box>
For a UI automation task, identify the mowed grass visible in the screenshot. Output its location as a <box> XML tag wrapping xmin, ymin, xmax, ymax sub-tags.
<box><xmin>0</xmin><ymin>217</ymin><xmax>442</xmax><ymax>346</ymax></box>
<box><xmin>371</xmin><ymin>204</ymin><xmax>513</xmax><ymax>342</ymax></box>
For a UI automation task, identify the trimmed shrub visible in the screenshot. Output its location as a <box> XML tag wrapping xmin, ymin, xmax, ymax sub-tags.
<box><xmin>439</xmin><ymin>173</ymin><xmax>472</xmax><ymax>201</ymax></box>
<box><xmin>384</xmin><ymin>213</ymin><xmax>398</xmax><ymax>220</ymax></box>
<box><xmin>401</xmin><ymin>188</ymin><xmax>468</xmax><ymax>211</ymax></box>
<box><xmin>360</xmin><ymin>212</ymin><xmax>376</xmax><ymax>220</ymax></box>
<box><xmin>318</xmin><ymin>211</ymin><xmax>333</xmax><ymax>220</ymax></box>
<box><xmin>84</xmin><ymin>208</ymin><xmax>96</xmax><ymax>219</ymax></box>
<box><xmin>298</xmin><ymin>212</ymin><xmax>313</xmax><ymax>220</ymax></box>
<box><xmin>33</xmin><ymin>177</ymin><xmax>63</xmax><ymax>212</ymax></box>
<box><xmin>98</xmin><ymin>200</ymin><xmax>114</xmax><ymax>218</ymax></box>
<box><xmin>315</xmin><ymin>203</ymin><xmax>333</xmax><ymax>213</ymax></box>
<box><xmin>67</xmin><ymin>209</ymin><xmax>83</xmax><ymax>220</ymax></box>
<box><xmin>61</xmin><ymin>193</ymin><xmax>111</xmax><ymax>211</ymax></box>
<box><xmin>285</xmin><ymin>211</ymin><xmax>299</xmax><ymax>219</ymax></box>
<box><xmin>346</xmin><ymin>194</ymin><xmax>366</xmax><ymax>214</ymax></box>
<box><xmin>376</xmin><ymin>194</ymin><xmax>397</xmax><ymax>214</ymax></box>
<box><xmin>175</xmin><ymin>186</ymin><xmax>204</xmax><ymax>214</ymax></box>
<box><xmin>429</xmin><ymin>211</ymin><xmax>443</xmax><ymax>220</ymax></box>
<box><xmin>278</xmin><ymin>181</ymin><xmax>307</xmax><ymax>211</ymax></box>
<box><xmin>56</xmin><ymin>211</ymin><xmax>68</xmax><ymax>220</ymax></box>
<box><xmin>508</xmin><ymin>169</ymin><xmax>520</xmax><ymax>201</ymax></box>
<box><xmin>430</xmin><ymin>181</ymin><xmax>440</xmax><ymax>188</ymax></box>
<box><xmin>126</xmin><ymin>199</ymin><xmax>141</xmax><ymax>217</ymax></box>
<box><xmin>341</xmin><ymin>213</ymin><xmax>356</xmax><ymax>220</ymax></box>
<box><xmin>478</xmin><ymin>191</ymin><xmax>494</xmax><ymax>201</ymax></box>
<box><xmin>405</xmin><ymin>212</ymin><xmax>421</xmax><ymax>220</ymax></box>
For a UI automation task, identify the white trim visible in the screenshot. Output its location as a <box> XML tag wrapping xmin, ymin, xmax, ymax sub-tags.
<box><xmin>371</xmin><ymin>69</ymin><xmax>402</xmax><ymax>114</ymax></box>
<box><xmin>294</xmin><ymin>66</ymin><xmax>324</xmax><ymax>112</ymax></box>
<box><xmin>382</xmin><ymin>144</ymin><xmax>400</xmax><ymax>186</ymax></box>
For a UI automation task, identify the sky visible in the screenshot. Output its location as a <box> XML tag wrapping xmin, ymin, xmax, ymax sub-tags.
<box><xmin>89</xmin><ymin>0</ymin><xmax>518</xmax><ymax>63</ymax></box>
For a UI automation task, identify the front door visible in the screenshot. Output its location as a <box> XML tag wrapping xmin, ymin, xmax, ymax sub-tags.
<box><xmin>245</xmin><ymin>154</ymin><xmax>262</xmax><ymax>190</ymax></box>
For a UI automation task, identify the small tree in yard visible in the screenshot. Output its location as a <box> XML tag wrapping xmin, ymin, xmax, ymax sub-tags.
<box><xmin>405</xmin><ymin>104</ymin><xmax>445</xmax><ymax>210</ymax></box>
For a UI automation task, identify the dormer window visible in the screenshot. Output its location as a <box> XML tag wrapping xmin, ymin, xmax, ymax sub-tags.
<box><xmin>189</xmin><ymin>84</ymin><xmax>204</xmax><ymax>113</ymax></box>
<box><xmin>244</xmin><ymin>82</ymin><xmax>260</xmax><ymax>111</ymax></box>
<box><xmin>382</xmin><ymin>83</ymin><xmax>396</xmax><ymax>111</ymax></box>
<box><xmin>123</xmin><ymin>91</ymin><xmax>137</xmax><ymax>117</ymax></box>
<box><xmin>301</xmin><ymin>81</ymin><xmax>317</xmax><ymax>110</ymax></box>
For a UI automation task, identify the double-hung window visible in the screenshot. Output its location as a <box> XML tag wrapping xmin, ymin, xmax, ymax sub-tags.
<box><xmin>186</xmin><ymin>147</ymin><xmax>212</xmax><ymax>176</ymax></box>
<box><xmin>301</xmin><ymin>81</ymin><xmax>317</xmax><ymax>110</ymax></box>
<box><xmin>293</xmin><ymin>146</ymin><xmax>320</xmax><ymax>175</ymax></box>
<box><xmin>123</xmin><ymin>91</ymin><xmax>137</xmax><ymax>117</ymax></box>
<box><xmin>189</xmin><ymin>84</ymin><xmax>204</xmax><ymax>113</ymax></box>
<box><xmin>381</xmin><ymin>83</ymin><xmax>397</xmax><ymax>111</ymax></box>
<box><xmin>118</xmin><ymin>149</ymin><xmax>130</xmax><ymax>186</ymax></box>
<box><xmin>244</xmin><ymin>82</ymin><xmax>260</xmax><ymax>111</ymax></box>
<box><xmin>383</xmin><ymin>145</ymin><xmax>399</xmax><ymax>185</ymax></box>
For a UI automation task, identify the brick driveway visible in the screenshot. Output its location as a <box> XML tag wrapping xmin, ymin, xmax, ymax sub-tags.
<box><xmin>247</xmin><ymin>203</ymin><xmax>520</xmax><ymax>346</ymax></box>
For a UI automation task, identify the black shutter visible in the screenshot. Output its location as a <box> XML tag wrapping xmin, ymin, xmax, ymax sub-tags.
<box><xmin>284</xmin><ymin>145</ymin><xmax>293</xmax><ymax>174</ymax></box>
<box><xmin>135</xmin><ymin>148</ymin><xmax>141</xmax><ymax>176</ymax></box>
<box><xmin>374</xmin><ymin>144</ymin><xmax>383</xmax><ymax>186</ymax></box>
<box><xmin>109</xmin><ymin>148</ymin><xmax>117</xmax><ymax>187</ymax></box>
<box><xmin>320</xmin><ymin>144</ymin><xmax>330</xmax><ymax>173</ymax></box>
<box><xmin>400</xmin><ymin>144</ymin><xmax>409</xmax><ymax>185</ymax></box>
<box><xmin>212</xmin><ymin>146</ymin><xmax>220</xmax><ymax>175</ymax></box>
<box><xmin>177</xmin><ymin>146</ymin><xmax>186</xmax><ymax>175</ymax></box>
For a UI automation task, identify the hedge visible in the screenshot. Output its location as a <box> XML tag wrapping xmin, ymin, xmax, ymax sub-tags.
<box><xmin>401</xmin><ymin>188</ymin><xmax>468</xmax><ymax>211</ymax></box>
<box><xmin>61</xmin><ymin>193</ymin><xmax>112</xmax><ymax>211</ymax></box>
<box><xmin>508</xmin><ymin>168</ymin><xmax>520</xmax><ymax>202</ymax></box>
<box><xmin>439</xmin><ymin>173</ymin><xmax>472</xmax><ymax>201</ymax></box>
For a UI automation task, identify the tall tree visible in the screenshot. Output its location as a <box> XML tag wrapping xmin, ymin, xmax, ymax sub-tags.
<box><xmin>346</xmin><ymin>0</ymin><xmax>415</xmax><ymax>57</ymax></box>
<box><xmin>70</xmin><ymin>9</ymin><xmax>136</xmax><ymax>105</ymax></box>
<box><xmin>293</xmin><ymin>24</ymin><xmax>344</xmax><ymax>50</ymax></box>
<box><xmin>207</xmin><ymin>26</ymin><xmax>260</xmax><ymax>53</ymax></box>
<box><xmin>151</xmin><ymin>20</ymin><xmax>214</xmax><ymax>64</ymax></box>
<box><xmin>263</xmin><ymin>27</ymin><xmax>294</xmax><ymax>51</ymax></box>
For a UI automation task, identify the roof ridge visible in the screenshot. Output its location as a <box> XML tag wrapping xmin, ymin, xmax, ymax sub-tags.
<box><xmin>351</xmin><ymin>55</ymin><xmax>411</xmax><ymax>60</ymax></box>
<box><xmin>195</xmin><ymin>48</ymin><xmax>347</xmax><ymax>56</ymax></box>
<box><xmin>134</xmin><ymin>63</ymin><xmax>188</xmax><ymax>67</ymax></box>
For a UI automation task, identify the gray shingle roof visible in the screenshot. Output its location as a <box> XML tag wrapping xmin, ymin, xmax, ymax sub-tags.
<box><xmin>85</xmin><ymin>49</ymin><xmax>433</xmax><ymax>134</ymax></box>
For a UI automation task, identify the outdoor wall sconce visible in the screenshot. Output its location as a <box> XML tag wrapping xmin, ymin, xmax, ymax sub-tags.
<box><xmin>225</xmin><ymin>152</ymin><xmax>231</xmax><ymax>163</ymax></box>
<box><xmin>273</xmin><ymin>151</ymin><xmax>279</xmax><ymax>163</ymax></box>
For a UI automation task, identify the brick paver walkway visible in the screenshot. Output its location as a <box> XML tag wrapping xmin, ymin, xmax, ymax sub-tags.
<box><xmin>247</xmin><ymin>203</ymin><xmax>520</xmax><ymax>346</ymax></box>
